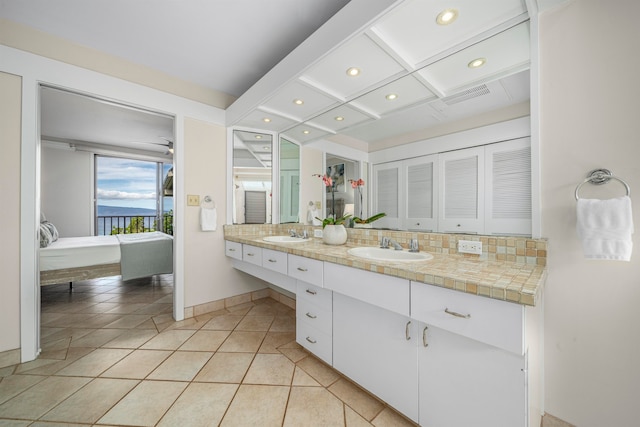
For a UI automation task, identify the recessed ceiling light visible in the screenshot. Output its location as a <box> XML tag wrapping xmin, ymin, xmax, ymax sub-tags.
<box><xmin>385</xmin><ymin>93</ymin><xmax>398</xmax><ymax>101</ymax></box>
<box><xmin>302</xmin><ymin>130</ymin><xmax>310</xmax><ymax>135</ymax></box>
<box><xmin>335</xmin><ymin>116</ymin><xmax>344</xmax><ymax>121</ymax></box>
<box><xmin>293</xmin><ymin>99</ymin><xmax>304</xmax><ymax>105</ymax></box>
<box><xmin>436</xmin><ymin>8</ymin><xmax>458</xmax><ymax>25</ymax></box>
<box><xmin>263</xmin><ymin>146</ymin><xmax>270</xmax><ymax>151</ymax></box>
<box><xmin>255</xmin><ymin>135</ymin><xmax>262</xmax><ymax>139</ymax></box>
<box><xmin>262</xmin><ymin>117</ymin><xmax>271</xmax><ymax>123</ymax></box>
<box><xmin>468</xmin><ymin>57</ymin><xmax>487</xmax><ymax>68</ymax></box>
<box><xmin>346</xmin><ymin>67</ymin><xmax>361</xmax><ymax>77</ymax></box>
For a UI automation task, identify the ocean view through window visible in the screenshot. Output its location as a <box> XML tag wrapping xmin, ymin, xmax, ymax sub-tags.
<box><xmin>95</xmin><ymin>156</ymin><xmax>173</xmax><ymax>235</ymax></box>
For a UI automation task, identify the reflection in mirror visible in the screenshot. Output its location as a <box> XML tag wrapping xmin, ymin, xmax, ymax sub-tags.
<box><xmin>325</xmin><ymin>154</ymin><xmax>360</xmax><ymax>220</ymax></box>
<box><xmin>232</xmin><ymin>130</ymin><xmax>272</xmax><ymax>224</ymax></box>
<box><xmin>279</xmin><ymin>138</ymin><xmax>300</xmax><ymax>223</ymax></box>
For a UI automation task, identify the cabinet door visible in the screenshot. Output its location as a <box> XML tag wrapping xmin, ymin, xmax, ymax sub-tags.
<box><xmin>404</xmin><ymin>155</ymin><xmax>438</xmax><ymax>232</ymax></box>
<box><xmin>484</xmin><ymin>138</ymin><xmax>532</xmax><ymax>236</ymax></box>
<box><xmin>333</xmin><ymin>293</ymin><xmax>418</xmax><ymax>422</ymax></box>
<box><xmin>438</xmin><ymin>146</ymin><xmax>485</xmax><ymax>234</ymax></box>
<box><xmin>419</xmin><ymin>324</ymin><xmax>526</xmax><ymax>427</ymax></box>
<box><xmin>373</xmin><ymin>161</ymin><xmax>402</xmax><ymax>229</ymax></box>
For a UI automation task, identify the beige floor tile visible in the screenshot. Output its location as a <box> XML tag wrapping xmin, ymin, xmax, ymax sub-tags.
<box><xmin>40</xmin><ymin>328</ymin><xmax>93</xmax><ymax>344</ymax></box>
<box><xmin>139</xmin><ymin>329</ymin><xmax>196</xmax><ymax>350</ymax></box>
<box><xmin>269</xmin><ymin>315</ymin><xmax>296</xmax><ymax>332</ymax></box>
<box><xmin>56</xmin><ymin>348</ymin><xmax>132</xmax><ymax>377</ymax></box>
<box><xmin>259</xmin><ymin>331</ymin><xmax>297</xmax><ymax>353</ymax></box>
<box><xmin>283</xmin><ymin>386</ymin><xmax>345</xmax><ymax>426</ymax></box>
<box><xmin>297</xmin><ymin>356</ymin><xmax>341</xmax><ymax>387</ymax></box>
<box><xmin>226</xmin><ymin>301</ymin><xmax>255</xmax><ymax>315</ymax></box>
<box><xmin>217</xmin><ymin>330</ymin><xmax>266</xmax><ymax>353</ymax></box>
<box><xmin>133</xmin><ymin>303</ymin><xmax>172</xmax><ymax>315</ymax></box>
<box><xmin>329</xmin><ymin>378</ymin><xmax>385</xmax><ymax>421</ymax></box>
<box><xmin>194</xmin><ymin>352</ymin><xmax>254</xmax><ymax>383</ymax></box>
<box><xmin>103</xmin><ymin>314</ymin><xmax>152</xmax><ymax>329</ymax></box>
<box><xmin>0</xmin><ymin>420</ymin><xmax>31</xmax><ymax>426</ymax></box>
<box><xmin>135</xmin><ymin>318</ymin><xmax>158</xmax><ymax>330</ymax></box>
<box><xmin>101</xmin><ymin>329</ymin><xmax>158</xmax><ymax>349</ymax></box>
<box><xmin>157</xmin><ymin>382</ymin><xmax>238</xmax><ymax>427</ymax></box>
<box><xmin>244</xmin><ymin>353</ymin><xmax>295</xmax><ymax>385</ymax></box>
<box><xmin>371</xmin><ymin>407</ymin><xmax>418</xmax><ymax>427</ymax></box>
<box><xmin>201</xmin><ymin>313</ymin><xmax>244</xmax><ymax>330</ymax></box>
<box><xmin>105</xmin><ymin>303</ymin><xmax>149</xmax><ymax>314</ymax></box>
<box><xmin>236</xmin><ymin>315</ymin><xmax>275</xmax><ymax>331</ymax></box>
<box><xmin>247</xmin><ymin>302</ymin><xmax>279</xmax><ymax>316</ymax></box>
<box><xmin>14</xmin><ymin>348</ymin><xmax>93</xmax><ymax>376</ymax></box>
<box><xmin>0</xmin><ymin>366</ymin><xmax>15</xmax><ymax>378</ymax></box>
<box><xmin>345</xmin><ymin>406</ymin><xmax>374</xmax><ymax>427</ymax></box>
<box><xmin>100</xmin><ymin>349</ymin><xmax>172</xmax><ymax>379</ymax></box>
<box><xmin>0</xmin><ymin>376</ymin><xmax>91</xmax><ymax>419</ymax></box>
<box><xmin>292</xmin><ymin>366</ymin><xmax>322</xmax><ymax>386</ymax></box>
<box><xmin>0</xmin><ymin>374</ymin><xmax>47</xmax><ymax>405</ymax></box>
<box><xmin>39</xmin><ymin>378</ymin><xmax>138</xmax><ymax>424</ymax></box>
<box><xmin>147</xmin><ymin>351</ymin><xmax>212</xmax><ymax>381</ymax></box>
<box><xmin>178</xmin><ymin>330</ymin><xmax>230</xmax><ymax>351</ymax></box>
<box><xmin>97</xmin><ymin>380</ymin><xmax>187</xmax><ymax>426</ymax></box>
<box><xmin>79</xmin><ymin>313</ymin><xmax>124</xmax><ymax>329</ymax></box>
<box><xmin>220</xmin><ymin>384</ymin><xmax>289</xmax><ymax>427</ymax></box>
<box><xmin>69</xmin><ymin>329</ymin><xmax>126</xmax><ymax>348</ymax></box>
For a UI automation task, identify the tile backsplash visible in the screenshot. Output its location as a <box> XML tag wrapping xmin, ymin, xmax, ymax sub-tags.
<box><xmin>223</xmin><ymin>224</ymin><xmax>547</xmax><ymax>266</ymax></box>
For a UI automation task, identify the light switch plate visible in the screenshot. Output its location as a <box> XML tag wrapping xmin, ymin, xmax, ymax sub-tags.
<box><xmin>458</xmin><ymin>240</ymin><xmax>482</xmax><ymax>255</ymax></box>
<box><xmin>187</xmin><ymin>194</ymin><xmax>200</xmax><ymax>206</ymax></box>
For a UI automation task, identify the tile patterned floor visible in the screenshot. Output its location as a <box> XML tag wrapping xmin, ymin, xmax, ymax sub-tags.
<box><xmin>0</xmin><ymin>275</ymin><xmax>417</xmax><ymax>426</ymax></box>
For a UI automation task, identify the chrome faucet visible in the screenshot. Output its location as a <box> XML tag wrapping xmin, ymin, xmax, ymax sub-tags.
<box><xmin>409</xmin><ymin>238</ymin><xmax>419</xmax><ymax>253</ymax></box>
<box><xmin>380</xmin><ymin>236</ymin><xmax>402</xmax><ymax>250</ymax></box>
<box><xmin>289</xmin><ymin>229</ymin><xmax>309</xmax><ymax>239</ymax></box>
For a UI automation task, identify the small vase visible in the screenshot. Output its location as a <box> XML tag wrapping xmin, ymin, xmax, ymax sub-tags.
<box><xmin>323</xmin><ymin>224</ymin><xmax>348</xmax><ymax>245</ymax></box>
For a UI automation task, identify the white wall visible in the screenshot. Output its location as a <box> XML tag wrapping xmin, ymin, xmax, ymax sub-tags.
<box><xmin>0</xmin><ymin>71</ymin><xmax>22</xmax><ymax>355</ymax></box>
<box><xmin>41</xmin><ymin>144</ymin><xmax>93</xmax><ymax>237</ymax></box>
<box><xmin>540</xmin><ymin>1</ymin><xmax>640</xmax><ymax>425</ymax></box>
<box><xmin>300</xmin><ymin>146</ymin><xmax>324</xmax><ymax>223</ymax></box>
<box><xmin>183</xmin><ymin>117</ymin><xmax>266</xmax><ymax>308</ymax></box>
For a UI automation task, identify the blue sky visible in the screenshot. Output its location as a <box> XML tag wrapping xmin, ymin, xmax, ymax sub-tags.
<box><xmin>96</xmin><ymin>156</ymin><xmax>173</xmax><ymax>211</ymax></box>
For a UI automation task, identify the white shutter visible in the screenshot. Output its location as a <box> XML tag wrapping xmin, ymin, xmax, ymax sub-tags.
<box><xmin>405</xmin><ymin>155</ymin><xmax>438</xmax><ymax>231</ymax></box>
<box><xmin>374</xmin><ymin>162</ymin><xmax>402</xmax><ymax>229</ymax></box>
<box><xmin>485</xmin><ymin>138</ymin><xmax>532</xmax><ymax>235</ymax></box>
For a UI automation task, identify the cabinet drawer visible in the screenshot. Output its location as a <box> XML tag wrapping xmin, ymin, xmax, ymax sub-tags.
<box><xmin>288</xmin><ymin>254</ymin><xmax>323</xmax><ymax>287</ymax></box>
<box><xmin>296</xmin><ymin>282</ymin><xmax>332</xmax><ymax>311</ymax></box>
<box><xmin>225</xmin><ymin>241</ymin><xmax>242</xmax><ymax>260</ymax></box>
<box><xmin>411</xmin><ymin>282</ymin><xmax>524</xmax><ymax>355</ymax></box>
<box><xmin>262</xmin><ymin>249</ymin><xmax>287</xmax><ymax>274</ymax></box>
<box><xmin>297</xmin><ymin>296</ymin><xmax>332</xmax><ymax>335</ymax></box>
<box><xmin>297</xmin><ymin>320</ymin><xmax>332</xmax><ymax>365</ymax></box>
<box><xmin>324</xmin><ymin>263</ymin><xmax>410</xmax><ymax>316</ymax></box>
<box><xmin>242</xmin><ymin>244</ymin><xmax>262</xmax><ymax>266</ymax></box>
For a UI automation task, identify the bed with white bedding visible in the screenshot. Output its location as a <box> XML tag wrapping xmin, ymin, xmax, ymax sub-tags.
<box><xmin>39</xmin><ymin>232</ymin><xmax>173</xmax><ymax>285</ymax></box>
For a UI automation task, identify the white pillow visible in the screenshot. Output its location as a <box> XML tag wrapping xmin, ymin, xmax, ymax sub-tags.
<box><xmin>39</xmin><ymin>223</ymin><xmax>53</xmax><ymax>248</ymax></box>
<box><xmin>43</xmin><ymin>221</ymin><xmax>59</xmax><ymax>242</ymax></box>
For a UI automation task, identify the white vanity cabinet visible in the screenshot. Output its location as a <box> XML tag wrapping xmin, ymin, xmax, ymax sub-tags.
<box><xmin>225</xmin><ymin>241</ymin><xmax>243</xmax><ymax>260</ymax></box>
<box><xmin>296</xmin><ymin>282</ymin><xmax>332</xmax><ymax>364</ymax></box>
<box><xmin>242</xmin><ymin>244</ymin><xmax>262</xmax><ymax>266</ymax></box>
<box><xmin>412</xmin><ymin>282</ymin><xmax>529</xmax><ymax>427</ymax></box>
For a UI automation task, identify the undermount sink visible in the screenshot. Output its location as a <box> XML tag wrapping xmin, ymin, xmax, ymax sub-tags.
<box><xmin>347</xmin><ymin>247</ymin><xmax>433</xmax><ymax>262</ymax></box>
<box><xmin>262</xmin><ymin>235</ymin><xmax>307</xmax><ymax>243</ymax></box>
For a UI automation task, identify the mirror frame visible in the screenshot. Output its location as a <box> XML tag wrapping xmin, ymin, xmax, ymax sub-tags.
<box><xmin>279</xmin><ymin>136</ymin><xmax>302</xmax><ymax>224</ymax></box>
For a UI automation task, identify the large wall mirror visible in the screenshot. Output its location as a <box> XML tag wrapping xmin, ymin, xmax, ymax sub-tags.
<box><xmin>279</xmin><ymin>137</ymin><xmax>300</xmax><ymax>223</ymax></box>
<box><xmin>232</xmin><ymin>130</ymin><xmax>273</xmax><ymax>224</ymax></box>
<box><xmin>325</xmin><ymin>154</ymin><xmax>361</xmax><ymax>220</ymax></box>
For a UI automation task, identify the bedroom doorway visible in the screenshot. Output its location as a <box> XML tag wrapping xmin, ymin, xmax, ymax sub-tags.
<box><xmin>38</xmin><ymin>85</ymin><xmax>177</xmax><ymax>345</ymax></box>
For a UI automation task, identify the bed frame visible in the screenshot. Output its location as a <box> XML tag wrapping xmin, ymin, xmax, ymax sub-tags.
<box><xmin>39</xmin><ymin>263</ymin><xmax>122</xmax><ymax>286</ymax></box>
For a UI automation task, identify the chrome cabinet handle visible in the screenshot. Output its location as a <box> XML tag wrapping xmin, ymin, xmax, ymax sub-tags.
<box><xmin>445</xmin><ymin>308</ymin><xmax>471</xmax><ymax>319</ymax></box>
<box><xmin>423</xmin><ymin>326</ymin><xmax>429</xmax><ymax>347</ymax></box>
<box><xmin>246</xmin><ymin>253</ymin><xmax>255</xmax><ymax>257</ymax></box>
<box><xmin>268</xmin><ymin>259</ymin><xmax>277</xmax><ymax>263</ymax></box>
<box><xmin>306</xmin><ymin>337</ymin><xmax>317</xmax><ymax>344</ymax></box>
<box><xmin>297</xmin><ymin>267</ymin><xmax>308</xmax><ymax>272</ymax></box>
<box><xmin>305</xmin><ymin>312</ymin><xmax>317</xmax><ymax>319</ymax></box>
<box><xmin>305</xmin><ymin>289</ymin><xmax>317</xmax><ymax>295</ymax></box>
<box><xmin>228</xmin><ymin>248</ymin><xmax>236</xmax><ymax>252</ymax></box>
<box><xmin>405</xmin><ymin>321</ymin><xmax>412</xmax><ymax>341</ymax></box>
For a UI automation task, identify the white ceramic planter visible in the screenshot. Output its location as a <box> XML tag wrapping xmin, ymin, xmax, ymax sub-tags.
<box><xmin>323</xmin><ymin>224</ymin><xmax>348</xmax><ymax>245</ymax></box>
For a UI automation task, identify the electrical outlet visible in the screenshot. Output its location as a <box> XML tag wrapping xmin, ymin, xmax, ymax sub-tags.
<box><xmin>314</xmin><ymin>229</ymin><xmax>323</xmax><ymax>238</ymax></box>
<box><xmin>458</xmin><ymin>240</ymin><xmax>482</xmax><ymax>255</ymax></box>
<box><xmin>187</xmin><ymin>194</ymin><xmax>200</xmax><ymax>206</ymax></box>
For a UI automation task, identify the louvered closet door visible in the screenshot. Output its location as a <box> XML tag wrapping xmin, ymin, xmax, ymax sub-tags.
<box><xmin>438</xmin><ymin>147</ymin><xmax>485</xmax><ymax>234</ymax></box>
<box><xmin>404</xmin><ymin>155</ymin><xmax>438</xmax><ymax>231</ymax></box>
<box><xmin>373</xmin><ymin>161</ymin><xmax>402</xmax><ymax>229</ymax></box>
<box><xmin>485</xmin><ymin>138</ymin><xmax>532</xmax><ymax>236</ymax></box>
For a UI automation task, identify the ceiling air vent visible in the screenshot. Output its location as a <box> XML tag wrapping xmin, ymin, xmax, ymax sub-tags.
<box><xmin>442</xmin><ymin>84</ymin><xmax>490</xmax><ymax>106</ymax></box>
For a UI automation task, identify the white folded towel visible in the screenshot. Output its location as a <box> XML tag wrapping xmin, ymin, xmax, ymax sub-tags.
<box><xmin>200</xmin><ymin>207</ymin><xmax>217</xmax><ymax>232</ymax></box>
<box><xmin>576</xmin><ymin>196</ymin><xmax>633</xmax><ymax>261</ymax></box>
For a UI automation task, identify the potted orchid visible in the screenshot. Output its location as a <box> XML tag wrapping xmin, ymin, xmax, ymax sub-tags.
<box><xmin>348</xmin><ymin>178</ymin><xmax>386</xmax><ymax>228</ymax></box>
<box><xmin>313</xmin><ymin>173</ymin><xmax>350</xmax><ymax>245</ymax></box>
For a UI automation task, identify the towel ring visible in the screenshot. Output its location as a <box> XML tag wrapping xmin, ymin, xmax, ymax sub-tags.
<box><xmin>575</xmin><ymin>169</ymin><xmax>631</xmax><ymax>200</ymax></box>
<box><xmin>201</xmin><ymin>195</ymin><xmax>215</xmax><ymax>207</ymax></box>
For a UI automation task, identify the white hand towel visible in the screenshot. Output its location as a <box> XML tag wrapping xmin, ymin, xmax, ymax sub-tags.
<box><xmin>200</xmin><ymin>207</ymin><xmax>217</xmax><ymax>231</ymax></box>
<box><xmin>576</xmin><ymin>195</ymin><xmax>633</xmax><ymax>261</ymax></box>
